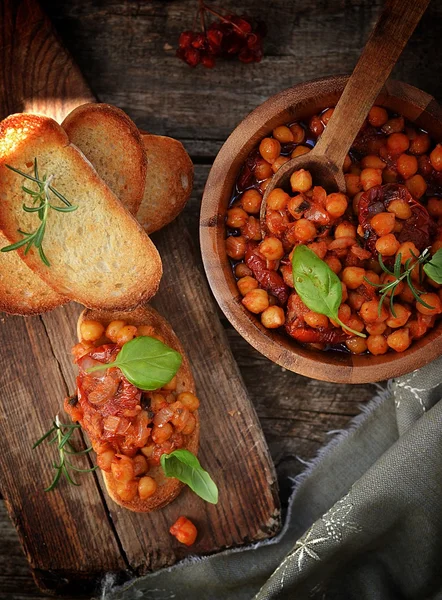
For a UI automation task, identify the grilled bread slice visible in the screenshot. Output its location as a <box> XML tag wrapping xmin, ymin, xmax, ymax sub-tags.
<box><xmin>0</xmin><ymin>231</ymin><xmax>67</xmax><ymax>315</ymax></box>
<box><xmin>0</xmin><ymin>113</ymin><xmax>162</xmax><ymax>311</ymax></box>
<box><xmin>78</xmin><ymin>306</ymin><xmax>199</xmax><ymax>512</ymax></box>
<box><xmin>62</xmin><ymin>103</ymin><xmax>147</xmax><ymax>215</ymax></box>
<box><xmin>137</xmin><ymin>134</ymin><xmax>194</xmax><ymax>234</ymax></box>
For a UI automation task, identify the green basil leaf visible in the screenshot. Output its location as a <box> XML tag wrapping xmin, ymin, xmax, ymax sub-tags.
<box><xmin>160</xmin><ymin>449</ymin><xmax>218</xmax><ymax>504</ymax></box>
<box><xmin>291</xmin><ymin>244</ymin><xmax>342</xmax><ymax>319</ymax></box>
<box><xmin>423</xmin><ymin>248</ymin><xmax>442</xmax><ymax>284</ymax></box>
<box><xmin>87</xmin><ymin>336</ymin><xmax>182</xmax><ymax>391</ymax></box>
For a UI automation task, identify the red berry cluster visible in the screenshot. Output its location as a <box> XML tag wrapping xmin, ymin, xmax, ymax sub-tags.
<box><xmin>176</xmin><ymin>7</ymin><xmax>266</xmax><ymax>68</ymax></box>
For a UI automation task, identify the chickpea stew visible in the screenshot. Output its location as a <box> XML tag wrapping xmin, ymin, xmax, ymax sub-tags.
<box><xmin>225</xmin><ymin>106</ymin><xmax>442</xmax><ymax>356</ymax></box>
<box><xmin>65</xmin><ymin>319</ymin><xmax>200</xmax><ymax>504</ymax></box>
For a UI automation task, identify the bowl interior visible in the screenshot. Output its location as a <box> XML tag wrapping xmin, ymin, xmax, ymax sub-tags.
<box><xmin>200</xmin><ymin>77</ymin><xmax>442</xmax><ymax>383</ymax></box>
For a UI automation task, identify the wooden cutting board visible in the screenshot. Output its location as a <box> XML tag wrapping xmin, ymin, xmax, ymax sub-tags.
<box><xmin>0</xmin><ymin>0</ymin><xmax>280</xmax><ymax>595</ymax></box>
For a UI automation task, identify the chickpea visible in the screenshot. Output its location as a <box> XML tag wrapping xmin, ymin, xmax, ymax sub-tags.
<box><xmin>182</xmin><ymin>413</ymin><xmax>196</xmax><ymax>435</ymax></box>
<box><xmin>273</xmin><ymin>125</ymin><xmax>294</xmax><ymax>143</ymax></box>
<box><xmin>80</xmin><ymin>320</ymin><xmax>104</xmax><ymax>342</ymax></box>
<box><xmin>290</xmin><ymin>123</ymin><xmax>305</xmax><ymax>143</ymax></box>
<box><xmin>360</xmin><ymin>168</ymin><xmax>383</xmax><ymax>191</ymax></box>
<box><xmin>162</xmin><ymin>375</ymin><xmax>177</xmax><ymax>391</ymax></box>
<box><xmin>335</xmin><ymin>221</ymin><xmax>356</xmax><ymax>239</ymax></box>
<box><xmin>254</xmin><ymin>159</ymin><xmax>273</xmax><ymax>180</ymax></box>
<box><xmin>309</xmin><ymin>115</ymin><xmax>324</xmax><ymax>136</ymax></box>
<box><xmin>116</xmin><ymin>480</ymin><xmax>138</xmax><ymax>502</ymax></box>
<box><xmin>427</xmin><ymin>197</ymin><xmax>442</xmax><ymax>218</ymax></box>
<box><xmin>267</xmin><ymin>188</ymin><xmax>290</xmax><ymax>211</ymax></box>
<box><xmin>133</xmin><ymin>454</ymin><xmax>149</xmax><ymax>477</ymax></box>
<box><xmin>345</xmin><ymin>173</ymin><xmax>362</xmax><ymax>197</ymax></box>
<box><xmin>429</xmin><ymin>144</ymin><xmax>442</xmax><ymax>171</ymax></box>
<box><xmin>382</xmin><ymin>116</ymin><xmax>404</xmax><ymax>134</ymax></box>
<box><xmin>326</xmin><ymin>193</ymin><xmax>348</xmax><ymax>218</ymax></box>
<box><xmin>152</xmin><ymin>422</ymin><xmax>174</xmax><ymax>444</ymax></box>
<box><xmin>361</xmin><ymin>155</ymin><xmax>386</xmax><ymax>170</ymax></box>
<box><xmin>260</xmin><ymin>178</ymin><xmax>271</xmax><ymax>193</ymax></box>
<box><xmin>72</xmin><ymin>341</ymin><xmax>95</xmax><ymax>359</ymax></box>
<box><xmin>387</xmin><ymin>328</ymin><xmax>411</xmax><ymax>352</ymax></box>
<box><xmin>368</xmin><ymin>106</ymin><xmax>388</xmax><ymax>127</ymax></box>
<box><xmin>416</xmin><ymin>293</ymin><xmax>441</xmax><ymax>316</ymax></box>
<box><xmin>259</xmin><ymin>137</ymin><xmax>281</xmax><ymax>164</ymax></box>
<box><xmin>242</xmin><ymin>288</ymin><xmax>269</xmax><ymax>314</ymax></box>
<box><xmin>241</xmin><ymin>189</ymin><xmax>262</xmax><ymax>214</ymax></box>
<box><xmin>375</xmin><ymin>234</ymin><xmax>400</xmax><ymax>256</ymax></box>
<box><xmin>291</xmin><ymin>145</ymin><xmax>310</xmax><ymax>158</ymax></box>
<box><xmin>367</xmin><ymin>335</ymin><xmax>388</xmax><ymax>355</ymax></box>
<box><xmin>405</xmin><ymin>174</ymin><xmax>427</xmax><ymax>199</ymax></box>
<box><xmin>287</xmin><ymin>195</ymin><xmax>307</xmax><ymax>219</ymax></box>
<box><xmin>225</xmin><ymin>236</ymin><xmax>246</xmax><ymax>260</ymax></box>
<box><xmin>409</xmin><ymin>133</ymin><xmax>431</xmax><ymax>155</ymax></box>
<box><xmin>261</xmin><ymin>305</ymin><xmax>285</xmax><ymax>329</ymax></box>
<box><xmin>116</xmin><ymin>325</ymin><xmax>137</xmax><ymax>345</ymax></box>
<box><xmin>259</xmin><ymin>237</ymin><xmax>284</xmax><ymax>260</ymax></box>
<box><xmin>272</xmin><ymin>156</ymin><xmax>290</xmax><ymax>173</ymax></box>
<box><xmin>325</xmin><ymin>255</ymin><xmax>342</xmax><ymax>274</ymax></box>
<box><xmin>396</xmin><ymin>241</ymin><xmax>419</xmax><ymax>264</ymax></box>
<box><xmin>381</xmin><ymin>273</ymin><xmax>404</xmax><ymax>296</ymax></box>
<box><xmin>396</xmin><ymin>154</ymin><xmax>418</xmax><ymax>180</ymax></box>
<box><xmin>387</xmin><ymin>199</ymin><xmax>412</xmax><ymax>220</ymax></box>
<box><xmin>237</xmin><ymin>276</ymin><xmax>258</xmax><ymax>296</ymax></box>
<box><xmin>242</xmin><ymin>216</ymin><xmax>262</xmax><ymax>241</ymax></box>
<box><xmin>337</xmin><ymin>303</ymin><xmax>352</xmax><ymax>324</ymax></box>
<box><xmin>170</xmin><ymin>516</ymin><xmax>198</xmax><ymax>546</ymax></box>
<box><xmin>290</xmin><ymin>169</ymin><xmax>312</xmax><ymax>193</ymax></box>
<box><xmin>386</xmin><ymin>304</ymin><xmax>411</xmax><ymax>328</ymax></box>
<box><xmin>364</xmin><ymin>270</ymin><xmax>380</xmax><ymax>286</ymax></box>
<box><xmin>294</xmin><ymin>219</ymin><xmax>317</xmax><ymax>242</ymax></box>
<box><xmin>321</xmin><ymin>107</ymin><xmax>334</xmax><ymax>125</ymax></box>
<box><xmin>136</xmin><ymin>325</ymin><xmax>156</xmax><ymax>337</ymax></box>
<box><xmin>140</xmin><ymin>444</ymin><xmax>155</xmax><ymax>459</ymax></box>
<box><xmin>343</xmin><ymin>154</ymin><xmax>352</xmax><ymax>172</ymax></box>
<box><xmin>352</xmin><ymin>192</ymin><xmax>364</xmax><ymax>216</ymax></box>
<box><xmin>348</xmin><ymin>292</ymin><xmax>365</xmax><ymax>311</ymax></box>
<box><xmin>342</xmin><ymin>267</ymin><xmax>366</xmax><ymax>290</ymax></box>
<box><xmin>177</xmin><ymin>392</ymin><xmax>200</xmax><ymax>412</ymax></box>
<box><xmin>235</xmin><ymin>263</ymin><xmax>252</xmax><ymax>279</ymax></box>
<box><xmin>307</xmin><ymin>241</ymin><xmax>327</xmax><ymax>259</ymax></box>
<box><xmin>304</xmin><ymin>312</ymin><xmax>329</xmax><ymax>329</ymax></box>
<box><xmin>97</xmin><ymin>449</ymin><xmax>115</xmax><ymax>472</ymax></box>
<box><xmin>341</xmin><ymin>282</ymin><xmax>348</xmax><ymax>302</ymax></box>
<box><xmin>418</xmin><ymin>154</ymin><xmax>433</xmax><ymax>176</ymax></box>
<box><xmin>387</xmin><ymin>132</ymin><xmax>409</xmax><ymax>154</ymax></box>
<box><xmin>111</xmin><ymin>455</ymin><xmax>135</xmax><ymax>483</ymax></box>
<box><xmin>370</xmin><ymin>212</ymin><xmax>395</xmax><ymax>236</ymax></box>
<box><xmin>226</xmin><ymin>207</ymin><xmax>248</xmax><ymax>228</ymax></box>
<box><xmin>366</xmin><ymin>322</ymin><xmax>387</xmax><ymax>335</ymax></box>
<box><xmin>138</xmin><ymin>476</ymin><xmax>157</xmax><ymax>500</ymax></box>
<box><xmin>360</xmin><ymin>299</ymin><xmax>388</xmax><ymax>323</ymax></box>
<box><xmin>345</xmin><ymin>337</ymin><xmax>368</xmax><ymax>354</ymax></box>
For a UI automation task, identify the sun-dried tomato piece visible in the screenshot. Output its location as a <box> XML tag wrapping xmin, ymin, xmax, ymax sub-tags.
<box><xmin>245</xmin><ymin>242</ymin><xmax>289</xmax><ymax>304</ymax></box>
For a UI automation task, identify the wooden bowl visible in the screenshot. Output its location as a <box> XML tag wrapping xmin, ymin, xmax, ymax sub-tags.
<box><xmin>200</xmin><ymin>76</ymin><xmax>442</xmax><ymax>384</ymax></box>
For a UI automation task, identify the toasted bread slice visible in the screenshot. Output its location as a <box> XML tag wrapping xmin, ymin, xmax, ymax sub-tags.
<box><xmin>0</xmin><ymin>231</ymin><xmax>67</xmax><ymax>315</ymax></box>
<box><xmin>78</xmin><ymin>305</ymin><xmax>199</xmax><ymax>512</ymax></box>
<box><xmin>62</xmin><ymin>103</ymin><xmax>146</xmax><ymax>215</ymax></box>
<box><xmin>0</xmin><ymin>113</ymin><xmax>162</xmax><ymax>311</ymax></box>
<box><xmin>137</xmin><ymin>134</ymin><xmax>193</xmax><ymax>234</ymax></box>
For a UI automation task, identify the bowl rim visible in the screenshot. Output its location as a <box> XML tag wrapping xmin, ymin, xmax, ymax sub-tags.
<box><xmin>200</xmin><ymin>76</ymin><xmax>442</xmax><ymax>384</ymax></box>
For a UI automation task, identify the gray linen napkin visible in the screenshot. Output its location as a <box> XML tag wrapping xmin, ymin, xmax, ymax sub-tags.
<box><xmin>101</xmin><ymin>358</ymin><xmax>442</xmax><ymax>600</ymax></box>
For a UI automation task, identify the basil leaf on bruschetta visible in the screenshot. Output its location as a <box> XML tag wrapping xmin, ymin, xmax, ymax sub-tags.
<box><xmin>86</xmin><ymin>335</ymin><xmax>182</xmax><ymax>390</ymax></box>
<box><xmin>161</xmin><ymin>449</ymin><xmax>218</xmax><ymax>504</ymax></box>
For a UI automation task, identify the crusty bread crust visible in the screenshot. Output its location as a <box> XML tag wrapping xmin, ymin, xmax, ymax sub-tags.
<box><xmin>62</xmin><ymin>103</ymin><xmax>147</xmax><ymax>215</ymax></box>
<box><xmin>137</xmin><ymin>134</ymin><xmax>194</xmax><ymax>234</ymax></box>
<box><xmin>78</xmin><ymin>305</ymin><xmax>199</xmax><ymax>512</ymax></box>
<box><xmin>0</xmin><ymin>113</ymin><xmax>162</xmax><ymax>311</ymax></box>
<box><xmin>0</xmin><ymin>231</ymin><xmax>67</xmax><ymax>315</ymax></box>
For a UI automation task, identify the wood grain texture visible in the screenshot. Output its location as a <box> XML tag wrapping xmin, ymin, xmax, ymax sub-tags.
<box><xmin>0</xmin><ymin>0</ymin><xmax>279</xmax><ymax>593</ymax></box>
<box><xmin>2</xmin><ymin>0</ymin><xmax>441</xmax><ymax>597</ymax></box>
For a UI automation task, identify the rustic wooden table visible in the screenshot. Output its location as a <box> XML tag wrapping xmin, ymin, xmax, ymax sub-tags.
<box><xmin>1</xmin><ymin>0</ymin><xmax>441</xmax><ymax>598</ymax></box>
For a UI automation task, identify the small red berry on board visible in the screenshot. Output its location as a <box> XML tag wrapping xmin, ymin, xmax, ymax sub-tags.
<box><xmin>169</xmin><ymin>516</ymin><xmax>198</xmax><ymax>546</ymax></box>
<box><xmin>176</xmin><ymin>0</ymin><xmax>266</xmax><ymax>68</ymax></box>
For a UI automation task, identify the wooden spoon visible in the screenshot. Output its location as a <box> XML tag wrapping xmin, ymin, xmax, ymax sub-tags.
<box><xmin>260</xmin><ymin>0</ymin><xmax>430</xmax><ymax>226</ymax></box>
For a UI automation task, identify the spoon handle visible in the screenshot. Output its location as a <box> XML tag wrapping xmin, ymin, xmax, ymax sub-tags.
<box><xmin>313</xmin><ymin>0</ymin><xmax>430</xmax><ymax>169</ymax></box>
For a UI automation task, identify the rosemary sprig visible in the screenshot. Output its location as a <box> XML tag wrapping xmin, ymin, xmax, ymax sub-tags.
<box><xmin>364</xmin><ymin>249</ymin><xmax>434</xmax><ymax>318</ymax></box>
<box><xmin>1</xmin><ymin>158</ymin><xmax>77</xmax><ymax>266</ymax></box>
<box><xmin>33</xmin><ymin>414</ymin><xmax>97</xmax><ymax>492</ymax></box>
